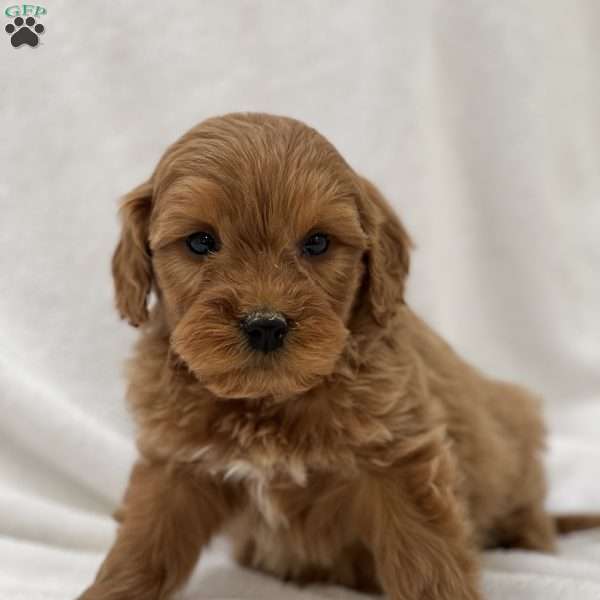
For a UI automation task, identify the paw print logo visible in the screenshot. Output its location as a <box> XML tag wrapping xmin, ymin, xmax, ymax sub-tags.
<box><xmin>5</xmin><ymin>16</ymin><xmax>45</xmax><ymax>47</ymax></box>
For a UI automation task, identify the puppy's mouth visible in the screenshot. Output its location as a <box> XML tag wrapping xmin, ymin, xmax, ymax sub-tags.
<box><xmin>199</xmin><ymin>362</ymin><xmax>325</xmax><ymax>400</ymax></box>
<box><xmin>171</xmin><ymin>303</ymin><xmax>348</xmax><ymax>400</ymax></box>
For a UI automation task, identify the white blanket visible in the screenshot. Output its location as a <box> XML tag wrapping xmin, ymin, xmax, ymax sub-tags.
<box><xmin>1</xmin><ymin>1</ymin><xmax>599</xmax><ymax>598</ymax></box>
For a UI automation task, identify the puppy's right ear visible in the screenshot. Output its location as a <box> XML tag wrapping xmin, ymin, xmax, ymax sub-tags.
<box><xmin>111</xmin><ymin>180</ymin><xmax>153</xmax><ymax>327</ymax></box>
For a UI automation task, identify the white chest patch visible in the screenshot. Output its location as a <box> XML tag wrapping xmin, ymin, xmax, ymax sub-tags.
<box><xmin>220</xmin><ymin>459</ymin><xmax>306</xmax><ymax>529</ymax></box>
<box><xmin>186</xmin><ymin>443</ymin><xmax>308</xmax><ymax>530</ymax></box>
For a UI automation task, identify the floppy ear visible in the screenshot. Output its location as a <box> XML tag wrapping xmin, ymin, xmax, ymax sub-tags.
<box><xmin>356</xmin><ymin>177</ymin><xmax>412</xmax><ymax>328</ymax></box>
<box><xmin>111</xmin><ymin>180</ymin><xmax>154</xmax><ymax>327</ymax></box>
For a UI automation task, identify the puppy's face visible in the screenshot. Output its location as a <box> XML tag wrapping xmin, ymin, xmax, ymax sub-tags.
<box><xmin>150</xmin><ymin>165</ymin><xmax>366</xmax><ymax>399</ymax></box>
<box><xmin>112</xmin><ymin>114</ymin><xmax>410</xmax><ymax>399</ymax></box>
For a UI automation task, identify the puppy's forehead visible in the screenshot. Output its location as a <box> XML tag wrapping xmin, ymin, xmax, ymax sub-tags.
<box><xmin>153</xmin><ymin>115</ymin><xmax>361</xmax><ymax>239</ymax></box>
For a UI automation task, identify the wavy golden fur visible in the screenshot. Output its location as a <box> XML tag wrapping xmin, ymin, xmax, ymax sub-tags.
<box><xmin>80</xmin><ymin>113</ymin><xmax>596</xmax><ymax>600</ymax></box>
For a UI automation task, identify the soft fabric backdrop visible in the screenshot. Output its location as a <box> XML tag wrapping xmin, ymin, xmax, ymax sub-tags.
<box><xmin>1</xmin><ymin>1</ymin><xmax>599</xmax><ymax>598</ymax></box>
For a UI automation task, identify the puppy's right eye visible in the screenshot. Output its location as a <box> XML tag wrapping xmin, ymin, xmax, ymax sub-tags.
<box><xmin>186</xmin><ymin>232</ymin><xmax>218</xmax><ymax>256</ymax></box>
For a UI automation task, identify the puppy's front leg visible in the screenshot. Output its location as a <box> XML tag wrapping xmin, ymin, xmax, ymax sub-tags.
<box><xmin>361</xmin><ymin>449</ymin><xmax>481</xmax><ymax>600</ymax></box>
<box><xmin>79</xmin><ymin>459</ymin><xmax>235</xmax><ymax>600</ymax></box>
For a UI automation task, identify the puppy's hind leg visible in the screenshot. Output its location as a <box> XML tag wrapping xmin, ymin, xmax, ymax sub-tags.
<box><xmin>493</xmin><ymin>457</ymin><xmax>557</xmax><ymax>552</ymax></box>
<box><xmin>495</xmin><ymin>503</ymin><xmax>557</xmax><ymax>552</ymax></box>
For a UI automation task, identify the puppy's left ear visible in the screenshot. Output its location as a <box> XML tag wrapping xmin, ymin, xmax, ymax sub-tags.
<box><xmin>111</xmin><ymin>180</ymin><xmax>154</xmax><ymax>327</ymax></box>
<box><xmin>355</xmin><ymin>177</ymin><xmax>412</xmax><ymax>328</ymax></box>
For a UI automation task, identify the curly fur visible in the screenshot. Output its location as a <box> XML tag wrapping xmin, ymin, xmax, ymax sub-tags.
<box><xmin>80</xmin><ymin>113</ymin><xmax>586</xmax><ymax>600</ymax></box>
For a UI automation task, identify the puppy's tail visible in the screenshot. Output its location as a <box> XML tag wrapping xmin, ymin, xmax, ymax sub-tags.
<box><xmin>554</xmin><ymin>514</ymin><xmax>600</xmax><ymax>534</ymax></box>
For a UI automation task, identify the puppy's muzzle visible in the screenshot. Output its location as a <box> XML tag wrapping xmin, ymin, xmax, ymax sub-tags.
<box><xmin>241</xmin><ymin>311</ymin><xmax>288</xmax><ymax>353</ymax></box>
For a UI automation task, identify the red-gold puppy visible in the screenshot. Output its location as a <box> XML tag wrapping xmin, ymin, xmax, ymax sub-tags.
<box><xmin>81</xmin><ymin>113</ymin><xmax>581</xmax><ymax>600</ymax></box>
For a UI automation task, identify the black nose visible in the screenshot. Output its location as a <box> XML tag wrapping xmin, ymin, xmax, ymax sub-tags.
<box><xmin>241</xmin><ymin>311</ymin><xmax>288</xmax><ymax>353</ymax></box>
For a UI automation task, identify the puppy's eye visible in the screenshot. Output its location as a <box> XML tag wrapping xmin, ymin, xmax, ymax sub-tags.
<box><xmin>186</xmin><ymin>232</ymin><xmax>218</xmax><ymax>256</ymax></box>
<box><xmin>302</xmin><ymin>232</ymin><xmax>329</xmax><ymax>257</ymax></box>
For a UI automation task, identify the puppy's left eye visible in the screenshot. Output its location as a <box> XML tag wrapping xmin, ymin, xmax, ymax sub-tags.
<box><xmin>302</xmin><ymin>233</ymin><xmax>329</xmax><ymax>256</ymax></box>
<box><xmin>186</xmin><ymin>232</ymin><xmax>218</xmax><ymax>255</ymax></box>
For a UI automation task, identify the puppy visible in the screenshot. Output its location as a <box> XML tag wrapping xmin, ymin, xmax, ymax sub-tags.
<box><xmin>81</xmin><ymin>113</ymin><xmax>563</xmax><ymax>600</ymax></box>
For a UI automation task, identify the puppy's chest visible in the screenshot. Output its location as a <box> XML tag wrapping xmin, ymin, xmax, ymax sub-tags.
<box><xmin>198</xmin><ymin>416</ymin><xmax>354</xmax><ymax>529</ymax></box>
<box><xmin>219</xmin><ymin>457</ymin><xmax>308</xmax><ymax>528</ymax></box>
